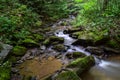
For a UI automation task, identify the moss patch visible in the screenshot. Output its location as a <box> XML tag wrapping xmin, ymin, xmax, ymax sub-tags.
<box><xmin>72</xmin><ymin>52</ymin><xmax>86</xmax><ymax>58</ymax></box>
<box><xmin>52</xmin><ymin>44</ymin><xmax>65</xmax><ymax>52</ymax></box>
<box><xmin>11</xmin><ymin>46</ymin><xmax>27</xmax><ymax>56</ymax></box>
<box><xmin>55</xmin><ymin>71</ymin><xmax>81</xmax><ymax>80</ymax></box>
<box><xmin>22</xmin><ymin>39</ymin><xmax>39</xmax><ymax>47</ymax></box>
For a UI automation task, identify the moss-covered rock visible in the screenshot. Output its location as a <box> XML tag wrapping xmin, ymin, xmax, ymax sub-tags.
<box><xmin>52</xmin><ymin>44</ymin><xmax>65</xmax><ymax>52</ymax></box>
<box><xmin>66</xmin><ymin>52</ymin><xmax>86</xmax><ymax>59</ymax></box>
<box><xmin>55</xmin><ymin>71</ymin><xmax>81</xmax><ymax>80</ymax></box>
<box><xmin>22</xmin><ymin>39</ymin><xmax>39</xmax><ymax>47</ymax></box>
<box><xmin>49</xmin><ymin>36</ymin><xmax>64</xmax><ymax>42</ymax></box>
<box><xmin>0</xmin><ymin>61</ymin><xmax>11</xmax><ymax>80</ymax></box>
<box><xmin>67</xmin><ymin>56</ymin><xmax>95</xmax><ymax>74</ymax></box>
<box><xmin>72</xmin><ymin>52</ymin><xmax>86</xmax><ymax>58</ymax></box>
<box><xmin>71</xmin><ymin>29</ymin><xmax>109</xmax><ymax>47</ymax></box>
<box><xmin>43</xmin><ymin>36</ymin><xmax>64</xmax><ymax>46</ymax></box>
<box><xmin>11</xmin><ymin>46</ymin><xmax>27</xmax><ymax>56</ymax></box>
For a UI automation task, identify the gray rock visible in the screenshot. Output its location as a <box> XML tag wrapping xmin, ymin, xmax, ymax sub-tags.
<box><xmin>0</xmin><ymin>42</ymin><xmax>13</xmax><ymax>63</ymax></box>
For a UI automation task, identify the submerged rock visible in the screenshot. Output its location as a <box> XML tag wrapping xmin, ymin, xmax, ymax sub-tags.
<box><xmin>67</xmin><ymin>56</ymin><xmax>95</xmax><ymax>75</ymax></box>
<box><xmin>55</xmin><ymin>71</ymin><xmax>81</xmax><ymax>80</ymax></box>
<box><xmin>11</xmin><ymin>46</ymin><xmax>27</xmax><ymax>56</ymax></box>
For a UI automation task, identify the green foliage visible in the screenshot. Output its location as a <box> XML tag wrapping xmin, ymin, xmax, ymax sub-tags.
<box><xmin>19</xmin><ymin>0</ymin><xmax>69</xmax><ymax>20</ymax></box>
<box><xmin>72</xmin><ymin>0</ymin><xmax>120</xmax><ymax>39</ymax></box>
<box><xmin>0</xmin><ymin>0</ymin><xmax>41</xmax><ymax>44</ymax></box>
<box><xmin>56</xmin><ymin>71</ymin><xmax>81</xmax><ymax>80</ymax></box>
<box><xmin>0</xmin><ymin>61</ymin><xmax>11</xmax><ymax>80</ymax></box>
<box><xmin>11</xmin><ymin>46</ymin><xmax>27</xmax><ymax>56</ymax></box>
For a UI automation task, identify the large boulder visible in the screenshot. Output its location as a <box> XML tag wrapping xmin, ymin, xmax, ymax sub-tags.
<box><xmin>43</xmin><ymin>36</ymin><xmax>64</xmax><ymax>46</ymax></box>
<box><xmin>71</xmin><ymin>30</ymin><xmax>110</xmax><ymax>47</ymax></box>
<box><xmin>67</xmin><ymin>56</ymin><xmax>95</xmax><ymax>75</ymax></box>
<box><xmin>55</xmin><ymin>71</ymin><xmax>81</xmax><ymax>80</ymax></box>
<box><xmin>0</xmin><ymin>42</ymin><xmax>13</xmax><ymax>63</ymax></box>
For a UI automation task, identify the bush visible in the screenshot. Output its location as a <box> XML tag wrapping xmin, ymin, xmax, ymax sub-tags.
<box><xmin>0</xmin><ymin>0</ymin><xmax>41</xmax><ymax>44</ymax></box>
<box><xmin>72</xmin><ymin>0</ymin><xmax>120</xmax><ymax>39</ymax></box>
<box><xmin>19</xmin><ymin>0</ymin><xmax>69</xmax><ymax>20</ymax></box>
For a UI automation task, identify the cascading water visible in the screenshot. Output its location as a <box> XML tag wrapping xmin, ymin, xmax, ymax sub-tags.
<box><xmin>53</xmin><ymin>18</ymin><xmax>120</xmax><ymax>80</ymax></box>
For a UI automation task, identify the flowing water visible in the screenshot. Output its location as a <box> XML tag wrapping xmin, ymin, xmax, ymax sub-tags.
<box><xmin>54</xmin><ymin>22</ymin><xmax>120</xmax><ymax>80</ymax></box>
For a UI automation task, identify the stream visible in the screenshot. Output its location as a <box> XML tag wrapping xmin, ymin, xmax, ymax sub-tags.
<box><xmin>14</xmin><ymin>16</ymin><xmax>120</xmax><ymax>80</ymax></box>
<box><xmin>53</xmin><ymin>17</ymin><xmax>120</xmax><ymax>80</ymax></box>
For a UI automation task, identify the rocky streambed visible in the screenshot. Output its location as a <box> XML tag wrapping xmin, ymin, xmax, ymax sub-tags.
<box><xmin>1</xmin><ymin>15</ymin><xmax>120</xmax><ymax>80</ymax></box>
